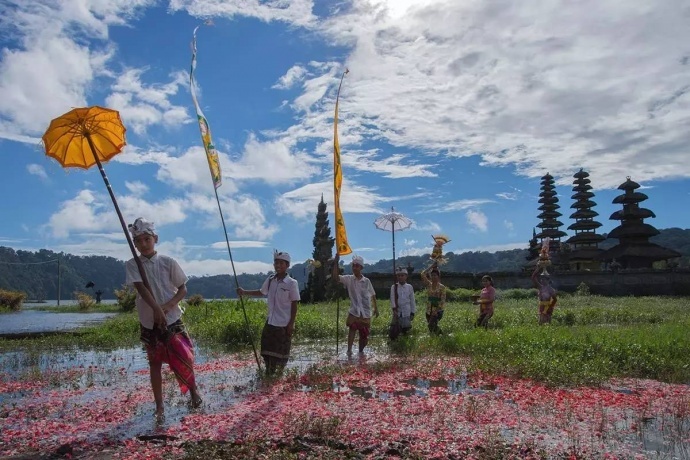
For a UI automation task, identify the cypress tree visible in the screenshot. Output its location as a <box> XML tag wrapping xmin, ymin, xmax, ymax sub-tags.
<box><xmin>307</xmin><ymin>195</ymin><xmax>335</xmax><ymax>302</ymax></box>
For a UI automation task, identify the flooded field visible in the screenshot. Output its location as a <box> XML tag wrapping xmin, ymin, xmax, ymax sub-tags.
<box><xmin>0</xmin><ymin>309</ymin><xmax>118</xmax><ymax>337</ymax></box>
<box><xmin>1</xmin><ymin>338</ymin><xmax>688</xmax><ymax>458</ymax></box>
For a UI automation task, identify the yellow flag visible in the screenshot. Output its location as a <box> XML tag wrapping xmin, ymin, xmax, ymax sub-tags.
<box><xmin>334</xmin><ymin>69</ymin><xmax>352</xmax><ymax>256</ymax></box>
<box><xmin>191</xmin><ymin>26</ymin><xmax>222</xmax><ymax>189</ymax></box>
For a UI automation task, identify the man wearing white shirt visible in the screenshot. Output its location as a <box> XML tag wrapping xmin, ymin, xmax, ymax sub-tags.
<box><xmin>237</xmin><ymin>250</ymin><xmax>300</xmax><ymax>375</ymax></box>
<box><xmin>390</xmin><ymin>267</ymin><xmax>416</xmax><ymax>339</ymax></box>
<box><xmin>333</xmin><ymin>254</ymin><xmax>378</xmax><ymax>356</ymax></box>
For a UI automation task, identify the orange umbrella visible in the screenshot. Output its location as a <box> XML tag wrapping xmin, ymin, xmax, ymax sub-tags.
<box><xmin>42</xmin><ymin>106</ymin><xmax>156</xmax><ymax>316</ymax></box>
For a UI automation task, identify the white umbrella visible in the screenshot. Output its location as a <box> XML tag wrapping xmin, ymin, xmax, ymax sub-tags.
<box><xmin>374</xmin><ymin>207</ymin><xmax>413</xmax><ymax>273</ymax></box>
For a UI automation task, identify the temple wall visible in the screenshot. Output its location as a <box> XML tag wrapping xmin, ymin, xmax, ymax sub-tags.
<box><xmin>366</xmin><ymin>268</ymin><xmax>690</xmax><ymax>298</ymax></box>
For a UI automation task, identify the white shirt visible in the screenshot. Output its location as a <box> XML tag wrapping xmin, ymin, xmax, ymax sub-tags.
<box><xmin>339</xmin><ymin>274</ymin><xmax>376</xmax><ymax>318</ymax></box>
<box><xmin>261</xmin><ymin>274</ymin><xmax>300</xmax><ymax>327</ymax></box>
<box><xmin>390</xmin><ymin>282</ymin><xmax>416</xmax><ymax>317</ymax></box>
<box><xmin>125</xmin><ymin>253</ymin><xmax>188</xmax><ymax>329</ymax></box>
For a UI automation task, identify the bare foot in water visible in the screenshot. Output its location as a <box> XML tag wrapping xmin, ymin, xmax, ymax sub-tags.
<box><xmin>190</xmin><ymin>388</ymin><xmax>203</xmax><ymax>408</ymax></box>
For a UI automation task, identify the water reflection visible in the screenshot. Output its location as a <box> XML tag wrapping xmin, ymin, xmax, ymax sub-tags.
<box><xmin>318</xmin><ymin>376</ymin><xmax>498</xmax><ymax>400</ymax></box>
<box><xmin>0</xmin><ymin>309</ymin><xmax>117</xmax><ymax>336</ymax></box>
<box><xmin>0</xmin><ymin>340</ymin><xmax>685</xmax><ymax>459</ymax></box>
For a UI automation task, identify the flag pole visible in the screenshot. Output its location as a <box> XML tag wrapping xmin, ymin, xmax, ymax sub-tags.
<box><xmin>190</xmin><ymin>25</ymin><xmax>261</xmax><ymax>371</ymax></box>
<box><xmin>333</xmin><ymin>68</ymin><xmax>351</xmax><ymax>358</ymax></box>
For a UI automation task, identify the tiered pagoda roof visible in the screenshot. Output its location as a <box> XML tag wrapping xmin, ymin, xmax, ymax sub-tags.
<box><xmin>599</xmin><ymin>177</ymin><xmax>680</xmax><ymax>268</ymax></box>
<box><xmin>535</xmin><ymin>173</ymin><xmax>567</xmax><ymax>242</ymax></box>
<box><xmin>566</xmin><ymin>169</ymin><xmax>604</xmax><ymax>265</ymax></box>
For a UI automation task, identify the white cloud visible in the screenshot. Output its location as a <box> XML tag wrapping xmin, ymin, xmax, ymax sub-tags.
<box><xmin>229</xmin><ymin>133</ymin><xmax>319</xmax><ymax>184</ymax></box>
<box><xmin>45</xmin><ymin>188</ymin><xmax>188</xmax><ymax>239</ymax></box>
<box><xmin>404</xmin><ymin>238</ymin><xmax>417</xmax><ymax>246</ymax></box>
<box><xmin>414</xmin><ymin>221</ymin><xmax>442</xmax><ymax>233</ymax></box>
<box><xmin>153</xmin><ymin>146</ymin><xmax>239</xmax><ymax>195</ymax></box>
<box><xmin>496</xmin><ymin>192</ymin><xmax>518</xmax><ymax>201</ymax></box>
<box><xmin>466</xmin><ymin>209</ymin><xmax>488</xmax><ymax>232</ymax></box>
<box><xmin>503</xmin><ymin>220</ymin><xmax>514</xmax><ymax>231</ymax></box>
<box><xmin>27</xmin><ymin>163</ymin><xmax>48</xmax><ymax>180</ymax></box>
<box><xmin>46</xmin><ymin>190</ymin><xmax>113</xmax><ymax>238</ymax></box>
<box><xmin>53</xmin><ymin>237</ymin><xmax>274</xmax><ymax>276</ymax></box>
<box><xmin>181</xmin><ymin>258</ymin><xmax>274</xmax><ymax>276</ymax></box>
<box><xmin>211</xmin><ymin>240</ymin><xmax>269</xmax><ymax>249</ymax></box>
<box><xmin>220</xmin><ymin>195</ymin><xmax>278</xmax><ymax>240</ymax></box>
<box><xmin>291</xmin><ymin>0</ymin><xmax>690</xmax><ymax>189</ymax></box>
<box><xmin>423</xmin><ymin>199</ymin><xmax>494</xmax><ymax>213</ymax></box>
<box><xmin>124</xmin><ymin>180</ymin><xmax>148</xmax><ymax>196</ymax></box>
<box><xmin>105</xmin><ymin>69</ymin><xmax>191</xmax><ymax>134</ymax></box>
<box><xmin>168</xmin><ymin>0</ymin><xmax>317</xmax><ymax>28</ymax></box>
<box><xmin>275</xmin><ymin>180</ymin><xmax>383</xmax><ymax>220</ymax></box>
<box><xmin>273</xmin><ymin>65</ymin><xmax>308</xmax><ymax>90</ymax></box>
<box><xmin>343</xmin><ymin>149</ymin><xmax>437</xmax><ymax>179</ymax></box>
<box><xmin>0</xmin><ymin>0</ymin><xmax>152</xmax><ymax>140</ymax></box>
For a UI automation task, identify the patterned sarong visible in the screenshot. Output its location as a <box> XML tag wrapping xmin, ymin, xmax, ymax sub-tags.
<box><xmin>140</xmin><ymin>320</ymin><xmax>196</xmax><ymax>394</ymax></box>
<box><xmin>346</xmin><ymin>314</ymin><xmax>371</xmax><ymax>341</ymax></box>
<box><xmin>260</xmin><ymin>322</ymin><xmax>292</xmax><ymax>364</ymax></box>
<box><xmin>539</xmin><ymin>300</ymin><xmax>554</xmax><ymax>315</ymax></box>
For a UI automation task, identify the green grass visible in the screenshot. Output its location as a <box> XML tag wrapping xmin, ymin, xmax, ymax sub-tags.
<box><xmin>36</xmin><ymin>303</ymin><xmax>123</xmax><ymax>314</ymax></box>
<box><xmin>1</xmin><ymin>295</ymin><xmax>688</xmax><ymax>386</ymax></box>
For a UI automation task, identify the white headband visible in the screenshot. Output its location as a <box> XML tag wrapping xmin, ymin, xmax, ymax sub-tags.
<box><xmin>128</xmin><ymin>218</ymin><xmax>156</xmax><ymax>238</ymax></box>
<box><xmin>273</xmin><ymin>250</ymin><xmax>291</xmax><ymax>263</ymax></box>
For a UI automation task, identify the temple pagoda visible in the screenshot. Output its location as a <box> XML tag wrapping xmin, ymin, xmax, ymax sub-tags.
<box><xmin>535</xmin><ymin>172</ymin><xmax>567</xmax><ymax>244</ymax></box>
<box><xmin>566</xmin><ymin>169</ymin><xmax>605</xmax><ymax>270</ymax></box>
<box><xmin>599</xmin><ymin>177</ymin><xmax>680</xmax><ymax>269</ymax></box>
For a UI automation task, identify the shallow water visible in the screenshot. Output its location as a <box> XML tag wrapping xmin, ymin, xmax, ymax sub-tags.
<box><xmin>0</xmin><ymin>309</ymin><xmax>118</xmax><ymax>336</ymax></box>
<box><xmin>0</xmin><ymin>339</ymin><xmax>687</xmax><ymax>458</ymax></box>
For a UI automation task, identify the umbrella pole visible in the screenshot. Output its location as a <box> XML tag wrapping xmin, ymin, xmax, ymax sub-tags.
<box><xmin>85</xmin><ymin>135</ymin><xmax>154</xmax><ymax>298</ymax></box>
<box><xmin>392</xmin><ymin>226</ymin><xmax>396</xmax><ymax>274</ymax></box>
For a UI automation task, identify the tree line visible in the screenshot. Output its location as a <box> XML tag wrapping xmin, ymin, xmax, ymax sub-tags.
<box><xmin>0</xmin><ymin>227</ymin><xmax>687</xmax><ymax>300</ymax></box>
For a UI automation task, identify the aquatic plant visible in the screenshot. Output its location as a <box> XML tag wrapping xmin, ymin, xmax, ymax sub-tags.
<box><xmin>113</xmin><ymin>284</ymin><xmax>136</xmax><ymax>312</ymax></box>
<box><xmin>73</xmin><ymin>291</ymin><xmax>95</xmax><ymax>311</ymax></box>
<box><xmin>0</xmin><ymin>289</ymin><xmax>26</xmax><ymax>311</ymax></box>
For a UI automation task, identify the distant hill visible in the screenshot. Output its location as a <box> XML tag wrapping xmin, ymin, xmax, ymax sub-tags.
<box><xmin>1</xmin><ymin>227</ymin><xmax>687</xmax><ymax>300</ymax></box>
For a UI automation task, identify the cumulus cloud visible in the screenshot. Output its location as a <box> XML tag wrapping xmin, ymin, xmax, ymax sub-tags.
<box><xmin>105</xmin><ymin>69</ymin><xmax>191</xmax><ymax>134</ymax></box>
<box><xmin>293</xmin><ymin>0</ymin><xmax>690</xmax><ymax>189</ymax></box>
<box><xmin>423</xmin><ymin>199</ymin><xmax>495</xmax><ymax>213</ymax></box>
<box><xmin>220</xmin><ymin>194</ymin><xmax>278</xmax><ymax>240</ymax></box>
<box><xmin>342</xmin><ymin>149</ymin><xmax>437</xmax><ymax>179</ymax></box>
<box><xmin>273</xmin><ymin>65</ymin><xmax>308</xmax><ymax>90</ymax></box>
<box><xmin>0</xmin><ymin>0</ymin><xmax>153</xmax><ymax>140</ymax></box>
<box><xmin>46</xmin><ymin>190</ymin><xmax>114</xmax><ymax>238</ymax></box>
<box><xmin>124</xmin><ymin>180</ymin><xmax>148</xmax><ymax>196</ymax></box>
<box><xmin>466</xmin><ymin>209</ymin><xmax>488</xmax><ymax>232</ymax></box>
<box><xmin>27</xmin><ymin>163</ymin><xmax>48</xmax><ymax>180</ymax></box>
<box><xmin>211</xmin><ymin>240</ymin><xmax>269</xmax><ymax>249</ymax></box>
<box><xmin>228</xmin><ymin>134</ymin><xmax>319</xmax><ymax>184</ymax></box>
<box><xmin>168</xmin><ymin>0</ymin><xmax>317</xmax><ymax>28</ymax></box>
<box><xmin>275</xmin><ymin>180</ymin><xmax>383</xmax><ymax>220</ymax></box>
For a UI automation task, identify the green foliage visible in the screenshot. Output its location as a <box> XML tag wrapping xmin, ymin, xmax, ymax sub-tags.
<box><xmin>575</xmin><ymin>282</ymin><xmax>591</xmax><ymax>296</ymax></box>
<box><xmin>445</xmin><ymin>287</ymin><xmax>478</xmax><ymax>302</ymax></box>
<box><xmin>3</xmin><ymin>293</ymin><xmax>690</xmax><ymax>387</ymax></box>
<box><xmin>0</xmin><ymin>288</ymin><xmax>26</xmax><ymax>311</ymax></box>
<box><xmin>307</xmin><ymin>198</ymin><xmax>335</xmax><ymax>302</ymax></box>
<box><xmin>187</xmin><ymin>293</ymin><xmax>204</xmax><ymax>307</ymax></box>
<box><xmin>114</xmin><ymin>284</ymin><xmax>136</xmax><ymax>312</ymax></box>
<box><xmin>496</xmin><ymin>288</ymin><xmax>535</xmax><ymax>300</ymax></box>
<box><xmin>73</xmin><ymin>291</ymin><xmax>95</xmax><ymax>311</ymax></box>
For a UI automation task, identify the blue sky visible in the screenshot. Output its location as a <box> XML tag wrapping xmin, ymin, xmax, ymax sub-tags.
<box><xmin>0</xmin><ymin>0</ymin><xmax>689</xmax><ymax>276</ymax></box>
